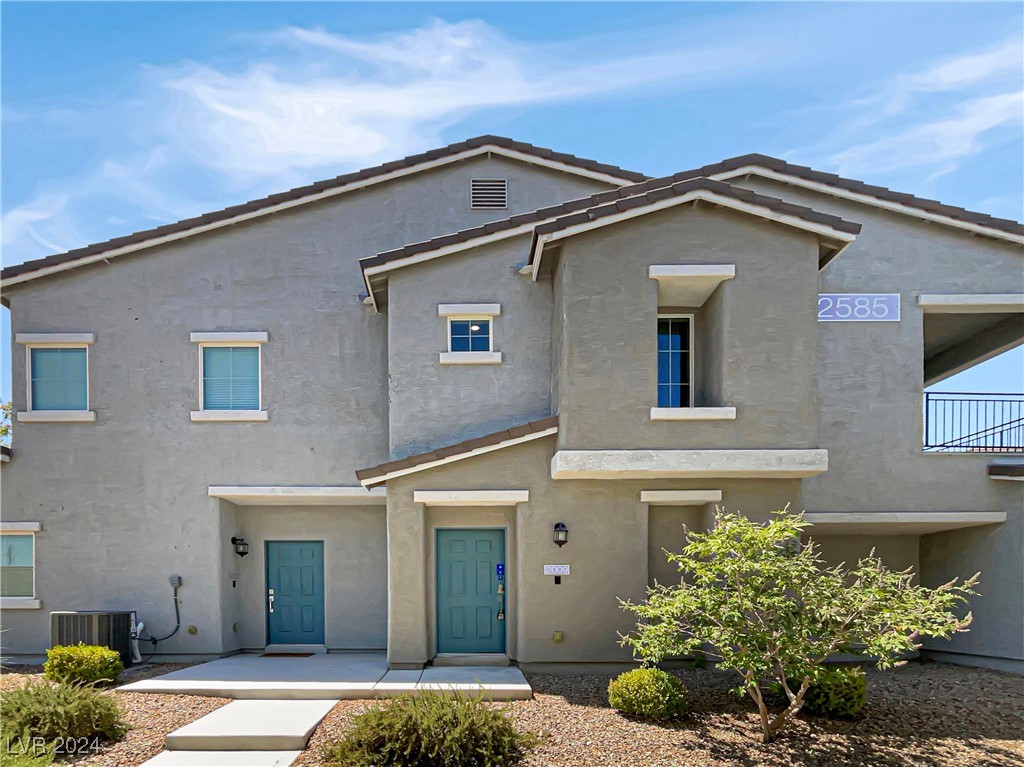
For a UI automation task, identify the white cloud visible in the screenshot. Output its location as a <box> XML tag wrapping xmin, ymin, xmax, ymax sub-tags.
<box><xmin>829</xmin><ymin>90</ymin><xmax>1024</xmax><ymax>176</ymax></box>
<box><xmin>2</xmin><ymin>18</ymin><xmax>761</xmax><ymax>265</ymax></box>
<box><xmin>798</xmin><ymin>35</ymin><xmax>1023</xmax><ymax>180</ymax></box>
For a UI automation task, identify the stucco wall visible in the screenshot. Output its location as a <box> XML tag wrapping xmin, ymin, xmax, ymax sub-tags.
<box><xmin>920</xmin><ymin>494</ymin><xmax>1024</xmax><ymax>664</ymax></box>
<box><xmin>386</xmin><ymin>236</ymin><xmax>553</xmax><ymax>457</ymax></box>
<box><xmin>737</xmin><ymin>176</ymin><xmax>1022</xmax><ymax>513</ymax></box>
<box><xmin>0</xmin><ymin>155</ymin><xmax>610</xmax><ymax>656</ymax></box>
<box><xmin>552</xmin><ymin>203</ymin><xmax>822</xmax><ymax>450</ymax></box>
<box><xmin>736</xmin><ymin>176</ymin><xmax>1024</xmax><ymax>663</ymax></box>
<box><xmin>385</xmin><ymin>435</ymin><xmax>805</xmax><ymax>666</ymax></box>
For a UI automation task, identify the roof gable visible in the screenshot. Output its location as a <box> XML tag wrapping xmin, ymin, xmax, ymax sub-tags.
<box><xmin>360</xmin><ymin>177</ymin><xmax>862</xmax><ymax>307</ymax></box>
<box><xmin>675</xmin><ymin>154</ymin><xmax>1024</xmax><ymax>244</ymax></box>
<box><xmin>1</xmin><ymin>136</ymin><xmax>647</xmax><ymax>287</ymax></box>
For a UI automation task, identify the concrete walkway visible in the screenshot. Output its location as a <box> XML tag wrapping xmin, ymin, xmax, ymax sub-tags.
<box><xmin>135</xmin><ymin>653</ymin><xmax>533</xmax><ymax>767</ymax></box>
<box><xmin>122</xmin><ymin>652</ymin><xmax>532</xmax><ymax>700</ymax></box>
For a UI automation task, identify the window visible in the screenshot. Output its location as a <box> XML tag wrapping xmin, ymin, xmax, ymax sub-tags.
<box><xmin>15</xmin><ymin>334</ymin><xmax>96</xmax><ymax>422</ymax></box>
<box><xmin>449</xmin><ymin>319</ymin><xmax>491</xmax><ymax>352</ymax></box>
<box><xmin>190</xmin><ymin>332</ymin><xmax>268</xmax><ymax>421</ymax></box>
<box><xmin>30</xmin><ymin>348</ymin><xmax>88</xmax><ymax>410</ymax></box>
<box><xmin>471</xmin><ymin>179</ymin><xmax>507</xmax><ymax>210</ymax></box>
<box><xmin>437</xmin><ymin>304</ymin><xmax>502</xmax><ymax>365</ymax></box>
<box><xmin>202</xmin><ymin>347</ymin><xmax>260</xmax><ymax>410</ymax></box>
<box><xmin>1</xmin><ymin>534</ymin><xmax>34</xmax><ymax>599</ymax></box>
<box><xmin>657</xmin><ymin>316</ymin><xmax>692</xmax><ymax>408</ymax></box>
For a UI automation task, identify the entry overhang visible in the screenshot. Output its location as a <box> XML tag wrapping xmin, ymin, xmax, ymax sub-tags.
<box><xmin>551</xmin><ymin>450</ymin><xmax>828</xmax><ymax>479</ymax></box>
<box><xmin>918</xmin><ymin>294</ymin><xmax>1024</xmax><ymax>314</ymax></box>
<box><xmin>209</xmin><ymin>486</ymin><xmax>386</xmax><ymax>506</ymax></box>
<box><xmin>413</xmin><ymin>490</ymin><xmax>529</xmax><ymax>506</ymax></box>
<box><xmin>648</xmin><ymin>265</ymin><xmax>736</xmax><ymax>307</ymax></box>
<box><xmin>804</xmin><ymin>511</ymin><xmax>1006</xmax><ymax>535</ymax></box>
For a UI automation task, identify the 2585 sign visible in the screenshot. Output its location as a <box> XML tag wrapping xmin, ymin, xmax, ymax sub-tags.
<box><xmin>817</xmin><ymin>293</ymin><xmax>900</xmax><ymax>322</ymax></box>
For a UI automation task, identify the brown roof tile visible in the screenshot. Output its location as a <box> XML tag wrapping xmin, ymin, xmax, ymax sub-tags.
<box><xmin>356</xmin><ymin>415</ymin><xmax>558</xmax><ymax>486</ymax></box>
<box><xmin>1</xmin><ymin>136</ymin><xmax>647</xmax><ymax>283</ymax></box>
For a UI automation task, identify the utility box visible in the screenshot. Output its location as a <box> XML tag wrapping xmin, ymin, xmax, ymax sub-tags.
<box><xmin>50</xmin><ymin>611</ymin><xmax>135</xmax><ymax>666</ymax></box>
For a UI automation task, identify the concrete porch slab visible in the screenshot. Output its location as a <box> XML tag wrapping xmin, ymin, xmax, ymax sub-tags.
<box><xmin>165</xmin><ymin>700</ymin><xmax>335</xmax><ymax>751</ymax></box>
<box><xmin>418</xmin><ymin>666</ymin><xmax>533</xmax><ymax>700</ymax></box>
<box><xmin>120</xmin><ymin>653</ymin><xmax>389</xmax><ymax>700</ymax></box>
<box><xmin>123</xmin><ymin>652</ymin><xmax>533</xmax><ymax>701</ymax></box>
<box><xmin>141</xmin><ymin>750</ymin><xmax>301</xmax><ymax>766</ymax></box>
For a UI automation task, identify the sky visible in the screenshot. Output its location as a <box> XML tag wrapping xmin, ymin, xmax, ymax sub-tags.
<box><xmin>2</xmin><ymin>1</ymin><xmax>1023</xmax><ymax>401</ymax></box>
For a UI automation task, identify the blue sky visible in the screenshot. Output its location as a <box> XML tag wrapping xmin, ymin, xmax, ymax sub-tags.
<box><xmin>2</xmin><ymin>1</ymin><xmax>1023</xmax><ymax>400</ymax></box>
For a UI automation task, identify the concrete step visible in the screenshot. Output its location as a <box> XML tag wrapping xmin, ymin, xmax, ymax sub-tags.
<box><xmin>432</xmin><ymin>653</ymin><xmax>509</xmax><ymax>667</ymax></box>
<box><xmin>164</xmin><ymin>700</ymin><xmax>336</xmax><ymax>751</ymax></box>
<box><xmin>141</xmin><ymin>751</ymin><xmax>301</xmax><ymax>766</ymax></box>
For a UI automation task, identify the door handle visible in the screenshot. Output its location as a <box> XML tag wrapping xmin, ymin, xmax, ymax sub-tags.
<box><xmin>268</xmin><ymin>589</ymin><xmax>275</xmax><ymax>614</ymax></box>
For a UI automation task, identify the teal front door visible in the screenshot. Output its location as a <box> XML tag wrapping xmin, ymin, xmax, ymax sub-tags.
<box><xmin>266</xmin><ymin>541</ymin><xmax>325</xmax><ymax>645</ymax></box>
<box><xmin>436</xmin><ymin>529</ymin><xmax>506</xmax><ymax>654</ymax></box>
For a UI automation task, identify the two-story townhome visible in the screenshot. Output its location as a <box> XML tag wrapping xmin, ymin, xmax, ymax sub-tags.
<box><xmin>2</xmin><ymin>136</ymin><xmax>1022</xmax><ymax>673</ymax></box>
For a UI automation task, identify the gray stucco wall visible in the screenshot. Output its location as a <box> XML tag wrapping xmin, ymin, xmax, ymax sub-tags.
<box><xmin>920</xmin><ymin>494</ymin><xmax>1024</xmax><ymax>665</ymax></box>
<box><xmin>0</xmin><ymin>155</ymin><xmax>610</xmax><ymax>657</ymax></box>
<box><xmin>552</xmin><ymin>203</ymin><xmax>822</xmax><ymax>450</ymax></box>
<box><xmin>737</xmin><ymin>176</ymin><xmax>1023</xmax><ymax>663</ymax></box>
<box><xmin>386</xmin><ymin>235</ymin><xmax>553</xmax><ymax>457</ymax></box>
<box><xmin>385</xmin><ymin>435</ymin><xmax>805</xmax><ymax>667</ymax></box>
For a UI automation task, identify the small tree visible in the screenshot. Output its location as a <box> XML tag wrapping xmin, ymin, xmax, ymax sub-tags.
<box><xmin>1</xmin><ymin>401</ymin><xmax>11</xmax><ymax>446</ymax></box>
<box><xmin>620</xmin><ymin>509</ymin><xmax>978</xmax><ymax>743</ymax></box>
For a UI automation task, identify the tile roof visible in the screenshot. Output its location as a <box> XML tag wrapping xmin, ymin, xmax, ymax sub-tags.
<box><xmin>1</xmin><ymin>136</ymin><xmax>647</xmax><ymax>283</ymax></box>
<box><xmin>671</xmin><ymin>154</ymin><xmax>1024</xmax><ymax>237</ymax></box>
<box><xmin>356</xmin><ymin>416</ymin><xmax>558</xmax><ymax>487</ymax></box>
<box><xmin>361</xmin><ymin>176</ymin><xmax>862</xmax><ymax>272</ymax></box>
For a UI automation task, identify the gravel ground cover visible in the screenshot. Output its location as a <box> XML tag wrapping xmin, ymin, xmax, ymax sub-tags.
<box><xmin>297</xmin><ymin>662</ymin><xmax>1024</xmax><ymax>767</ymax></box>
<box><xmin>0</xmin><ymin>662</ymin><xmax>229</xmax><ymax>766</ymax></box>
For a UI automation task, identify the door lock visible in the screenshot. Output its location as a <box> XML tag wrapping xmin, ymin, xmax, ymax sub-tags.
<box><xmin>268</xmin><ymin>589</ymin><xmax>275</xmax><ymax>614</ymax></box>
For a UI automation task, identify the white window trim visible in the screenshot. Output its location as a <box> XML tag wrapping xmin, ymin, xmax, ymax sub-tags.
<box><xmin>651</xmin><ymin>407</ymin><xmax>737</xmax><ymax>421</ymax></box>
<box><xmin>192</xmin><ymin>336</ymin><xmax>267</xmax><ymax>421</ymax></box>
<box><xmin>440</xmin><ymin>316</ymin><xmax>501</xmax><ymax>365</ymax></box>
<box><xmin>437</xmin><ymin>304</ymin><xmax>501</xmax><ymax>318</ymax></box>
<box><xmin>17</xmin><ymin>335</ymin><xmax>95</xmax><ymax>421</ymax></box>
<box><xmin>1</xmin><ymin>530</ymin><xmax>38</xmax><ymax>607</ymax></box>
<box><xmin>657</xmin><ymin>313</ymin><xmax>695</xmax><ymax>408</ymax></box>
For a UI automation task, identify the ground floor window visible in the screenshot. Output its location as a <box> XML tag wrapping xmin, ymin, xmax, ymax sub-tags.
<box><xmin>0</xmin><ymin>534</ymin><xmax>34</xmax><ymax>598</ymax></box>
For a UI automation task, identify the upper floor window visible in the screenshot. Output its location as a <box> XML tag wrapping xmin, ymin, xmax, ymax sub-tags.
<box><xmin>1</xmin><ymin>533</ymin><xmax>35</xmax><ymax>599</ymax></box>
<box><xmin>449</xmin><ymin>319</ymin><xmax>491</xmax><ymax>352</ymax></box>
<box><xmin>437</xmin><ymin>304</ymin><xmax>502</xmax><ymax>365</ymax></box>
<box><xmin>657</xmin><ymin>315</ymin><xmax>692</xmax><ymax>408</ymax></box>
<box><xmin>15</xmin><ymin>333</ymin><xmax>96</xmax><ymax>423</ymax></box>
<box><xmin>190</xmin><ymin>332</ymin><xmax>269</xmax><ymax>422</ymax></box>
<box><xmin>471</xmin><ymin>179</ymin><xmax>507</xmax><ymax>210</ymax></box>
<box><xmin>202</xmin><ymin>347</ymin><xmax>260</xmax><ymax>410</ymax></box>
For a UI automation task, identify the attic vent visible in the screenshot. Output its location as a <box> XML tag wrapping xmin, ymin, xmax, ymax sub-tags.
<box><xmin>471</xmin><ymin>179</ymin><xmax>507</xmax><ymax>210</ymax></box>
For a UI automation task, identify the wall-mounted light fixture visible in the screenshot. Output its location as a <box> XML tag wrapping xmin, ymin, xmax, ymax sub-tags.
<box><xmin>553</xmin><ymin>522</ymin><xmax>568</xmax><ymax>547</ymax></box>
<box><xmin>230</xmin><ymin>536</ymin><xmax>249</xmax><ymax>557</ymax></box>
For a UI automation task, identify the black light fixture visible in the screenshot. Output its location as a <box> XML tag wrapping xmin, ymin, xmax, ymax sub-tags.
<box><xmin>230</xmin><ymin>536</ymin><xmax>249</xmax><ymax>557</ymax></box>
<box><xmin>553</xmin><ymin>522</ymin><xmax>568</xmax><ymax>547</ymax></box>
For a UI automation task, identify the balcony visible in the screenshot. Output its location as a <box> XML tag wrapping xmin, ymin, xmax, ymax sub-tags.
<box><xmin>923</xmin><ymin>392</ymin><xmax>1024</xmax><ymax>453</ymax></box>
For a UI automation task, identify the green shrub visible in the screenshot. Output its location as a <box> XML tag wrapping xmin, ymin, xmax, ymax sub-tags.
<box><xmin>0</xmin><ymin>680</ymin><xmax>127</xmax><ymax>745</ymax></box>
<box><xmin>321</xmin><ymin>690</ymin><xmax>535</xmax><ymax>767</ymax></box>
<box><xmin>801</xmin><ymin>666</ymin><xmax>867</xmax><ymax>718</ymax></box>
<box><xmin>43</xmin><ymin>644</ymin><xmax>123</xmax><ymax>687</ymax></box>
<box><xmin>608</xmin><ymin>668</ymin><xmax>687</xmax><ymax>720</ymax></box>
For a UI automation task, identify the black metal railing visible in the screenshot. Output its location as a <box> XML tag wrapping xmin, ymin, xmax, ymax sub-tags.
<box><xmin>923</xmin><ymin>392</ymin><xmax>1024</xmax><ymax>453</ymax></box>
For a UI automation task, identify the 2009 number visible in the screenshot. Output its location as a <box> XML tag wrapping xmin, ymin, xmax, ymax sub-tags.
<box><xmin>817</xmin><ymin>293</ymin><xmax>900</xmax><ymax>322</ymax></box>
